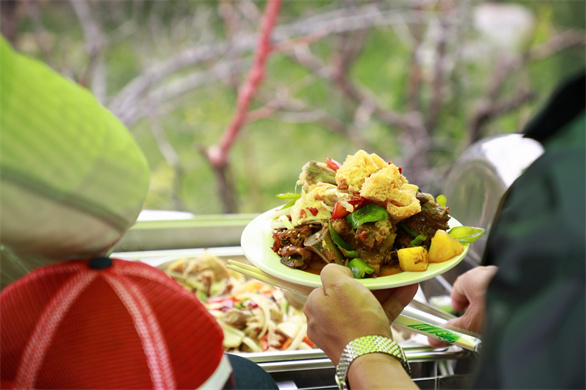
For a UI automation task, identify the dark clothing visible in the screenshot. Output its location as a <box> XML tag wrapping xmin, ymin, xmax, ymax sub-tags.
<box><xmin>225</xmin><ymin>353</ymin><xmax>279</xmax><ymax>390</ymax></box>
<box><xmin>475</xmin><ymin>72</ymin><xmax>586</xmax><ymax>389</ymax></box>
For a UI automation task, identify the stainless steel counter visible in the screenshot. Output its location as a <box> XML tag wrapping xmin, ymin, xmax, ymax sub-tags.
<box><xmin>114</xmin><ymin>246</ymin><xmax>477</xmax><ymax>390</ymax></box>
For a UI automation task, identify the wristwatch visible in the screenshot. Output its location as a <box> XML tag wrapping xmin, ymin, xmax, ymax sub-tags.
<box><xmin>335</xmin><ymin>335</ymin><xmax>411</xmax><ymax>390</ymax></box>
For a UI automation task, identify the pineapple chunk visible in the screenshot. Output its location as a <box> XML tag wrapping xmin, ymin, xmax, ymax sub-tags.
<box><xmin>429</xmin><ymin>230</ymin><xmax>465</xmax><ymax>263</ymax></box>
<box><xmin>397</xmin><ymin>246</ymin><xmax>429</xmax><ymax>272</ymax></box>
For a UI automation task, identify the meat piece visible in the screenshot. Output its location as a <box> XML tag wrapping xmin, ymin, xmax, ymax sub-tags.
<box><xmin>354</xmin><ymin>219</ymin><xmax>396</xmax><ymax>275</ymax></box>
<box><xmin>280</xmin><ymin>246</ymin><xmax>316</xmax><ymax>269</ymax></box>
<box><xmin>271</xmin><ymin>224</ymin><xmax>321</xmax><ymax>254</ymax></box>
<box><xmin>197</xmin><ymin>269</ymin><xmax>214</xmax><ymax>296</ymax></box>
<box><xmin>304</xmin><ymin>225</ymin><xmax>345</xmax><ymax>265</ymax></box>
<box><xmin>223</xmin><ymin>309</ymin><xmax>252</xmax><ymax>329</ymax></box>
<box><xmin>395</xmin><ymin>192</ymin><xmax>450</xmax><ymax>248</ymax></box>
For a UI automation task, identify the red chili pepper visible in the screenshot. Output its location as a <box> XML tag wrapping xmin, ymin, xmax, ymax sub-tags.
<box><xmin>349</xmin><ymin>197</ymin><xmax>371</xmax><ymax>210</ymax></box>
<box><xmin>325</xmin><ymin>157</ymin><xmax>342</xmax><ymax>171</ymax></box>
<box><xmin>307</xmin><ymin>207</ymin><xmax>319</xmax><ymax>216</ymax></box>
<box><xmin>332</xmin><ymin>202</ymin><xmax>350</xmax><ymax>219</ymax></box>
<box><xmin>332</xmin><ymin>197</ymin><xmax>371</xmax><ymax>219</ymax></box>
<box><xmin>260</xmin><ymin>334</ymin><xmax>269</xmax><ymax>351</ymax></box>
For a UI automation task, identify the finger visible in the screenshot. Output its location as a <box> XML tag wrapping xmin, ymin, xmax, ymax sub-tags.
<box><xmin>303</xmin><ymin>286</ymin><xmax>326</xmax><ymax>325</ymax></box>
<box><xmin>451</xmin><ymin>295</ymin><xmax>470</xmax><ymax>313</ymax></box>
<box><xmin>451</xmin><ymin>304</ymin><xmax>485</xmax><ymax>335</ymax></box>
<box><xmin>428</xmin><ymin>336</ymin><xmax>449</xmax><ymax>348</ymax></box>
<box><xmin>427</xmin><ymin>316</ymin><xmax>466</xmax><ymax>347</ymax></box>
<box><xmin>450</xmin><ymin>268</ymin><xmax>481</xmax><ymax>311</ymax></box>
<box><xmin>427</xmin><ymin>304</ymin><xmax>484</xmax><ymax>347</ymax></box>
<box><xmin>380</xmin><ymin>283</ymin><xmax>419</xmax><ymax>321</ymax></box>
<box><xmin>372</xmin><ymin>283</ymin><xmax>419</xmax><ymax>304</ymax></box>
<box><xmin>394</xmin><ymin>283</ymin><xmax>419</xmax><ymax>308</ymax></box>
<box><xmin>372</xmin><ymin>288</ymin><xmax>393</xmax><ymax>303</ymax></box>
<box><xmin>319</xmin><ymin>263</ymin><xmax>353</xmax><ymax>294</ymax></box>
<box><xmin>450</xmin><ymin>277</ymin><xmax>471</xmax><ymax>312</ymax></box>
<box><xmin>450</xmin><ymin>265</ymin><xmax>498</xmax><ymax>312</ymax></box>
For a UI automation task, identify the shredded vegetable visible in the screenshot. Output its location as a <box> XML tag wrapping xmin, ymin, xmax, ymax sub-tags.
<box><xmin>161</xmin><ymin>255</ymin><xmax>314</xmax><ymax>352</ymax></box>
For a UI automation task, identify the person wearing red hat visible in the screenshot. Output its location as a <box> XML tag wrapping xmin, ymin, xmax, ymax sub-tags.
<box><xmin>0</xmin><ymin>257</ymin><xmax>279</xmax><ymax>389</ymax></box>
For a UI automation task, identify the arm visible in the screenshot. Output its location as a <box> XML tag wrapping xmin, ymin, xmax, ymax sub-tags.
<box><xmin>303</xmin><ymin>264</ymin><xmax>419</xmax><ymax>389</ymax></box>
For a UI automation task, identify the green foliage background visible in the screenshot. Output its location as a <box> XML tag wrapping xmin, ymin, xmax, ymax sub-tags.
<box><xmin>5</xmin><ymin>0</ymin><xmax>584</xmax><ymax>215</ymax></box>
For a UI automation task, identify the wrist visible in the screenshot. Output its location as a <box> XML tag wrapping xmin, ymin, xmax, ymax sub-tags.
<box><xmin>348</xmin><ymin>354</ymin><xmax>413</xmax><ymax>389</ymax></box>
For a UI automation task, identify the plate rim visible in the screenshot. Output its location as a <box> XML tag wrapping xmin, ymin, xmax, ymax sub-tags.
<box><xmin>241</xmin><ymin>207</ymin><xmax>469</xmax><ymax>290</ymax></box>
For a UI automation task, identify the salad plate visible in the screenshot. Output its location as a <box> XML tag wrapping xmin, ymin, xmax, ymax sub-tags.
<box><xmin>241</xmin><ymin>207</ymin><xmax>470</xmax><ymax>290</ymax></box>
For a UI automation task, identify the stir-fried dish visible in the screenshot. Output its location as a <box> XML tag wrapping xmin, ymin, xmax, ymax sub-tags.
<box><xmin>161</xmin><ymin>253</ymin><xmax>315</xmax><ymax>352</ymax></box>
<box><xmin>270</xmin><ymin>150</ymin><xmax>484</xmax><ymax>278</ymax></box>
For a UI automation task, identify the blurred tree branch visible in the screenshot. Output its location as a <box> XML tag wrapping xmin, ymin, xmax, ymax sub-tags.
<box><xmin>70</xmin><ymin>0</ymin><xmax>107</xmax><ymax>101</ymax></box>
<box><xmin>204</xmin><ymin>0</ymin><xmax>282</xmax><ymax>213</ymax></box>
<box><xmin>469</xmin><ymin>29</ymin><xmax>586</xmax><ymax>143</ymax></box>
<box><xmin>146</xmin><ymin>100</ymin><xmax>185</xmax><ymax>211</ymax></box>
<box><xmin>0</xmin><ymin>0</ymin><xmax>20</xmax><ymax>45</ymax></box>
<box><xmin>109</xmin><ymin>4</ymin><xmax>428</xmax><ymax>125</ymax></box>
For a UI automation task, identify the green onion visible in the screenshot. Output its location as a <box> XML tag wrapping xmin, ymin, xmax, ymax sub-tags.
<box><xmin>410</xmin><ymin>234</ymin><xmax>427</xmax><ymax>247</ymax></box>
<box><xmin>277</xmin><ymin>193</ymin><xmax>301</xmax><ymax>199</ymax></box>
<box><xmin>277</xmin><ymin>193</ymin><xmax>301</xmax><ymax>209</ymax></box>
<box><xmin>347</xmin><ymin>258</ymin><xmax>375</xmax><ymax>279</ymax></box>
<box><xmin>448</xmin><ymin>226</ymin><xmax>486</xmax><ymax>243</ymax></box>
<box><xmin>436</xmin><ymin>194</ymin><xmax>447</xmax><ymax>208</ymax></box>
<box><xmin>399</xmin><ymin>223</ymin><xmax>419</xmax><ymax>238</ymax></box>
<box><xmin>281</xmin><ymin>199</ymin><xmax>297</xmax><ymax>209</ymax></box>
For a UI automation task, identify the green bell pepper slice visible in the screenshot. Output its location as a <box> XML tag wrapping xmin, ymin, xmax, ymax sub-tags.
<box><xmin>347</xmin><ymin>258</ymin><xmax>375</xmax><ymax>279</ymax></box>
<box><xmin>345</xmin><ymin>203</ymin><xmax>389</xmax><ymax>229</ymax></box>
<box><xmin>328</xmin><ymin>223</ymin><xmax>359</xmax><ymax>258</ymax></box>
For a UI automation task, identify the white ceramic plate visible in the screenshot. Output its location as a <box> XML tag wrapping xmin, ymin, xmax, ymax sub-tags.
<box><xmin>241</xmin><ymin>207</ymin><xmax>469</xmax><ymax>289</ymax></box>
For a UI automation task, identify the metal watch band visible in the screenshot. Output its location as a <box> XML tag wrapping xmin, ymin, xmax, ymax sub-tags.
<box><xmin>335</xmin><ymin>335</ymin><xmax>411</xmax><ymax>390</ymax></box>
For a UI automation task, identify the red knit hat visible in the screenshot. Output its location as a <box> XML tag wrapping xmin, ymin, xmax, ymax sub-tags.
<box><xmin>0</xmin><ymin>257</ymin><xmax>232</xmax><ymax>389</ymax></box>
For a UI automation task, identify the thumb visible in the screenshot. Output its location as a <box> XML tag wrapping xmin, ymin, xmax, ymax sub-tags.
<box><xmin>319</xmin><ymin>263</ymin><xmax>354</xmax><ymax>294</ymax></box>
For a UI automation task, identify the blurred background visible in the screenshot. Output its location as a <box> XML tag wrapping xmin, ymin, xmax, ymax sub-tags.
<box><xmin>3</xmin><ymin>0</ymin><xmax>584</xmax><ymax>215</ymax></box>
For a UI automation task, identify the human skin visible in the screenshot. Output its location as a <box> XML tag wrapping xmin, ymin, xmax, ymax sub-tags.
<box><xmin>303</xmin><ymin>264</ymin><xmax>419</xmax><ymax>389</ymax></box>
<box><xmin>427</xmin><ymin>265</ymin><xmax>498</xmax><ymax>347</ymax></box>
